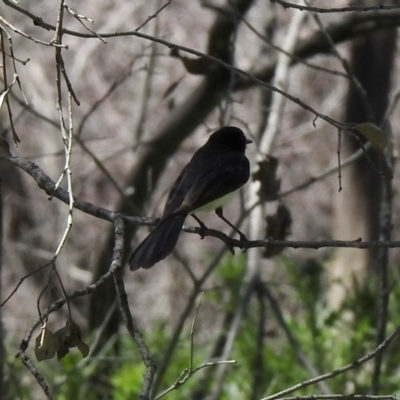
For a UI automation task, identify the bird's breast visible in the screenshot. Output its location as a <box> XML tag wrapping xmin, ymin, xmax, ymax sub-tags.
<box><xmin>189</xmin><ymin>190</ymin><xmax>239</xmax><ymax>214</ymax></box>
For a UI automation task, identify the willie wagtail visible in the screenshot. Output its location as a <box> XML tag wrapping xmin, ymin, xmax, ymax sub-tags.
<box><xmin>129</xmin><ymin>126</ymin><xmax>252</xmax><ymax>270</ymax></box>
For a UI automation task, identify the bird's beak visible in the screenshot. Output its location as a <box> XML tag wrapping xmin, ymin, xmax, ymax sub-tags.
<box><xmin>246</xmin><ymin>138</ymin><xmax>253</xmax><ymax>144</ymax></box>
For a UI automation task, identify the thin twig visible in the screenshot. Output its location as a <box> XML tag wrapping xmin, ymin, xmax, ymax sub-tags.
<box><xmin>190</xmin><ymin>292</ymin><xmax>203</xmax><ymax>371</ymax></box>
<box><xmin>153</xmin><ymin>292</ymin><xmax>207</xmax><ymax>399</ymax></box>
<box><xmin>64</xmin><ymin>4</ymin><xmax>106</xmax><ymax>43</ymax></box>
<box><xmin>279</xmin><ymin>396</ymin><xmax>397</xmax><ymax>400</ymax></box>
<box><xmin>53</xmin><ymin>93</ymin><xmax>75</xmax><ymax>258</ymax></box>
<box><xmin>0</xmin><ymin>262</ymin><xmax>51</xmax><ymax>308</ymax></box>
<box><xmin>305</xmin><ymin>0</ymin><xmax>375</xmax><ymax>122</ymax></box>
<box><xmin>0</xmin><ymin>16</ymin><xmax>66</xmax><ymax>48</ymax></box>
<box><xmin>279</xmin><ymin>144</ymin><xmax>369</xmax><ymax>199</ymax></box>
<box><xmin>133</xmin><ymin>2</ymin><xmax>159</xmax><ymax>142</ymax></box>
<box><xmin>135</xmin><ymin>0</ymin><xmax>172</xmax><ymax>32</ymax></box>
<box><xmin>3</xmin><ymin>29</ymin><xmax>27</xmax><ymax>104</ymax></box>
<box><xmin>337</xmin><ymin>128</ymin><xmax>342</xmax><ymax>191</ymax></box>
<box><xmin>270</xmin><ymin>1</ymin><xmax>400</xmax><ymax>13</ymax></box>
<box><xmin>0</xmin><ymin>28</ymin><xmax>20</xmax><ymax>144</ymax></box>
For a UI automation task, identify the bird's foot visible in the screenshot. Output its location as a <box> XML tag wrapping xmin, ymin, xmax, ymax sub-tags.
<box><xmin>197</xmin><ymin>221</ymin><xmax>208</xmax><ymax>239</ymax></box>
<box><xmin>237</xmin><ymin>231</ymin><xmax>248</xmax><ymax>252</ymax></box>
<box><xmin>192</xmin><ymin>214</ymin><xmax>208</xmax><ymax>239</ymax></box>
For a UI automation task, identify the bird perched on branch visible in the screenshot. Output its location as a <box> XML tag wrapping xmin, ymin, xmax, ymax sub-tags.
<box><xmin>129</xmin><ymin>126</ymin><xmax>252</xmax><ymax>270</ymax></box>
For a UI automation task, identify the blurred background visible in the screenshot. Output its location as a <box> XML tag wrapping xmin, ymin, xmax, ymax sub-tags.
<box><xmin>2</xmin><ymin>0</ymin><xmax>400</xmax><ymax>399</ymax></box>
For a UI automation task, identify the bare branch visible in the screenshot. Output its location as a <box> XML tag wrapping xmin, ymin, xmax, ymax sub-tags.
<box><xmin>135</xmin><ymin>0</ymin><xmax>172</xmax><ymax>32</ymax></box>
<box><xmin>0</xmin><ymin>15</ymin><xmax>66</xmax><ymax>48</ymax></box>
<box><xmin>6</xmin><ymin>154</ymin><xmax>400</xmax><ymax>253</ymax></box>
<box><xmin>280</xmin><ymin>396</ymin><xmax>397</xmax><ymax>400</ymax></box>
<box><xmin>112</xmin><ymin>219</ymin><xmax>156</xmax><ymax>399</ymax></box>
<box><xmin>18</xmin><ymin>352</ymin><xmax>53</xmax><ymax>400</ymax></box>
<box><xmin>270</xmin><ymin>1</ymin><xmax>400</xmax><ymax>13</ymax></box>
<box><xmin>64</xmin><ymin>4</ymin><xmax>106</xmax><ymax>43</ymax></box>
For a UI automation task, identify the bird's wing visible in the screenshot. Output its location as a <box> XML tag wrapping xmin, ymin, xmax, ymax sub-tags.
<box><xmin>162</xmin><ymin>158</ymin><xmax>194</xmax><ymax>217</ymax></box>
<box><xmin>163</xmin><ymin>151</ymin><xmax>249</xmax><ymax>217</ymax></box>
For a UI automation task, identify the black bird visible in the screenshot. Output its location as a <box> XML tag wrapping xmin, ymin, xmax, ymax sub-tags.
<box><xmin>129</xmin><ymin>126</ymin><xmax>252</xmax><ymax>270</ymax></box>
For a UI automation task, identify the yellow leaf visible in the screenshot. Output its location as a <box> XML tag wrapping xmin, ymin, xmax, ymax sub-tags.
<box><xmin>352</xmin><ymin>122</ymin><xmax>388</xmax><ymax>151</ymax></box>
<box><xmin>35</xmin><ymin>327</ymin><xmax>60</xmax><ymax>362</ymax></box>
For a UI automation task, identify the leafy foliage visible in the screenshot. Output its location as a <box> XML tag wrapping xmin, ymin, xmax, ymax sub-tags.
<box><xmin>3</xmin><ymin>255</ymin><xmax>400</xmax><ymax>399</ymax></box>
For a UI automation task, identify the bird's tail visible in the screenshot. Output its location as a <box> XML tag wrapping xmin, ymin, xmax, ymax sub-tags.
<box><xmin>129</xmin><ymin>214</ymin><xmax>186</xmax><ymax>270</ymax></box>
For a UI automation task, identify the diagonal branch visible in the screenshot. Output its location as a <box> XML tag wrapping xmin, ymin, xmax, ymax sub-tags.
<box><xmin>270</xmin><ymin>1</ymin><xmax>400</xmax><ymax>13</ymax></box>
<box><xmin>6</xmin><ymin>155</ymin><xmax>400</xmax><ymax>253</ymax></box>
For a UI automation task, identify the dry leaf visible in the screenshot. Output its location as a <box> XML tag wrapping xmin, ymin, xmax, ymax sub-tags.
<box><xmin>35</xmin><ymin>326</ymin><xmax>60</xmax><ymax>362</ymax></box>
<box><xmin>54</xmin><ymin>319</ymin><xmax>89</xmax><ymax>360</ymax></box>
<box><xmin>253</xmin><ymin>156</ymin><xmax>281</xmax><ymax>202</ymax></box>
<box><xmin>263</xmin><ymin>202</ymin><xmax>292</xmax><ymax>258</ymax></box>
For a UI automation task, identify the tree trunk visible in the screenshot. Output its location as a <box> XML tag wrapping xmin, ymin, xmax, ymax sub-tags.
<box><xmin>327</xmin><ymin>22</ymin><xmax>397</xmax><ymax>307</ymax></box>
